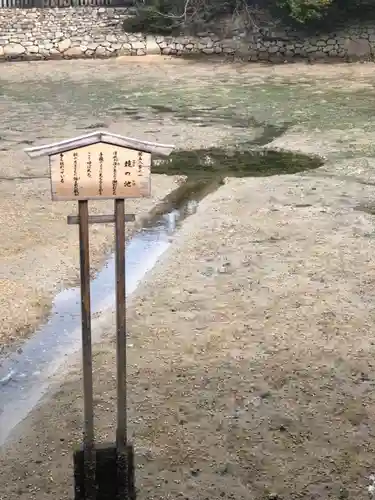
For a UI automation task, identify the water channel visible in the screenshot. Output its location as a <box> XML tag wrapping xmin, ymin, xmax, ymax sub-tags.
<box><xmin>0</xmin><ymin>193</ymin><xmax>199</xmax><ymax>446</ymax></box>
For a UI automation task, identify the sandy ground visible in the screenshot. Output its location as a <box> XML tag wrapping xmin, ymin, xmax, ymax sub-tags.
<box><xmin>2</xmin><ymin>172</ymin><xmax>375</xmax><ymax>499</ymax></box>
<box><xmin>2</xmin><ymin>58</ymin><xmax>375</xmax><ymax>499</ymax></box>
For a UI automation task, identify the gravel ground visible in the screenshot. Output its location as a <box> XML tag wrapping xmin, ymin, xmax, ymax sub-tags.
<box><xmin>2</xmin><ymin>58</ymin><xmax>375</xmax><ymax>499</ymax></box>
<box><xmin>2</xmin><ymin>173</ymin><xmax>375</xmax><ymax>499</ymax></box>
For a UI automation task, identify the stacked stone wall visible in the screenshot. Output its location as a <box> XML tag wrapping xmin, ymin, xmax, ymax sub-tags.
<box><xmin>0</xmin><ymin>7</ymin><xmax>374</xmax><ymax>62</ymax></box>
<box><xmin>0</xmin><ymin>7</ymin><xmax>145</xmax><ymax>59</ymax></box>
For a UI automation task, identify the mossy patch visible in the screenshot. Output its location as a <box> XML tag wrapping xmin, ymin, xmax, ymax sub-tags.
<box><xmin>153</xmin><ymin>146</ymin><xmax>324</xmax><ymax>180</ymax></box>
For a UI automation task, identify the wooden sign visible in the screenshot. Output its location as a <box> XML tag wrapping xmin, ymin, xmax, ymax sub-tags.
<box><xmin>24</xmin><ymin>130</ymin><xmax>175</xmax><ymax>201</ymax></box>
<box><xmin>49</xmin><ymin>143</ymin><xmax>151</xmax><ymax>201</ymax></box>
<box><xmin>24</xmin><ymin>129</ymin><xmax>176</xmax><ymax>500</ymax></box>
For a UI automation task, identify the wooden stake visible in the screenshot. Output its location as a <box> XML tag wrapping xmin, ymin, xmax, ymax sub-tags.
<box><xmin>78</xmin><ymin>200</ymin><xmax>96</xmax><ymax>500</ymax></box>
<box><xmin>114</xmin><ymin>199</ymin><xmax>128</xmax><ymax>498</ymax></box>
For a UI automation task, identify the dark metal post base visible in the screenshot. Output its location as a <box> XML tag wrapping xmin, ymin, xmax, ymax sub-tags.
<box><xmin>73</xmin><ymin>442</ymin><xmax>136</xmax><ymax>500</ymax></box>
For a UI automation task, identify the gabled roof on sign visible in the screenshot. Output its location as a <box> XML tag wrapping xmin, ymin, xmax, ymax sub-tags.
<box><xmin>24</xmin><ymin>130</ymin><xmax>175</xmax><ymax>158</ymax></box>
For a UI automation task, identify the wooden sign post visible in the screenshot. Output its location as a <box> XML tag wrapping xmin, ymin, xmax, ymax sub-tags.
<box><xmin>25</xmin><ymin>131</ymin><xmax>174</xmax><ymax>500</ymax></box>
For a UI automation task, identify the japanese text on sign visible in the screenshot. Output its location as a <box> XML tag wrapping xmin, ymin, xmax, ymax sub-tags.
<box><xmin>49</xmin><ymin>142</ymin><xmax>151</xmax><ymax>201</ymax></box>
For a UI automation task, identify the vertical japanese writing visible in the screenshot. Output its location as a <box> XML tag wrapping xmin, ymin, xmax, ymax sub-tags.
<box><xmin>86</xmin><ymin>152</ymin><xmax>92</xmax><ymax>178</ymax></box>
<box><xmin>59</xmin><ymin>153</ymin><xmax>65</xmax><ymax>184</ymax></box>
<box><xmin>112</xmin><ymin>151</ymin><xmax>119</xmax><ymax>196</ymax></box>
<box><xmin>73</xmin><ymin>152</ymin><xmax>79</xmax><ymax>196</ymax></box>
<box><xmin>137</xmin><ymin>151</ymin><xmax>143</xmax><ymax>176</ymax></box>
<box><xmin>123</xmin><ymin>180</ymin><xmax>136</xmax><ymax>188</ymax></box>
<box><xmin>98</xmin><ymin>152</ymin><xmax>104</xmax><ymax>195</ymax></box>
<box><xmin>123</xmin><ymin>158</ymin><xmax>133</xmax><ymax>189</ymax></box>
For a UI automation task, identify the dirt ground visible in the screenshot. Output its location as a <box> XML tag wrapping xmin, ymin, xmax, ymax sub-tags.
<box><xmin>2</xmin><ymin>58</ymin><xmax>375</xmax><ymax>499</ymax></box>
<box><xmin>3</xmin><ymin>174</ymin><xmax>375</xmax><ymax>499</ymax></box>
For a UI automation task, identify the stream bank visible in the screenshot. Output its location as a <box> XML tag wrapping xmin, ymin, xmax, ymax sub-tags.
<box><xmin>0</xmin><ymin>178</ymin><xmax>213</xmax><ymax>446</ymax></box>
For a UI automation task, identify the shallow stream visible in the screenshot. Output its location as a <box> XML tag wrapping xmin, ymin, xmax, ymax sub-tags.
<box><xmin>0</xmin><ymin>192</ymin><xmax>200</xmax><ymax>446</ymax></box>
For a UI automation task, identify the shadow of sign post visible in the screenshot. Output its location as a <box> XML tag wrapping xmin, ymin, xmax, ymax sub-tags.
<box><xmin>25</xmin><ymin>130</ymin><xmax>175</xmax><ymax>500</ymax></box>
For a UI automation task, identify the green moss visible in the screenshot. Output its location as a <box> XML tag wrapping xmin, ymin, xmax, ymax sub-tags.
<box><xmin>153</xmin><ymin>147</ymin><xmax>323</xmax><ymax>180</ymax></box>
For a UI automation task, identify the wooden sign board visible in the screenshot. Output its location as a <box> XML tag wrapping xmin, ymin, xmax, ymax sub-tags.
<box><xmin>24</xmin><ymin>130</ymin><xmax>175</xmax><ymax>202</ymax></box>
<box><xmin>50</xmin><ymin>143</ymin><xmax>151</xmax><ymax>201</ymax></box>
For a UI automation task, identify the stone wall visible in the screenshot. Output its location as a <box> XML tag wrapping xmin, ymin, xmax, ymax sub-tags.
<box><xmin>155</xmin><ymin>24</ymin><xmax>375</xmax><ymax>62</ymax></box>
<box><xmin>0</xmin><ymin>7</ymin><xmax>145</xmax><ymax>60</ymax></box>
<box><xmin>0</xmin><ymin>7</ymin><xmax>375</xmax><ymax>62</ymax></box>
